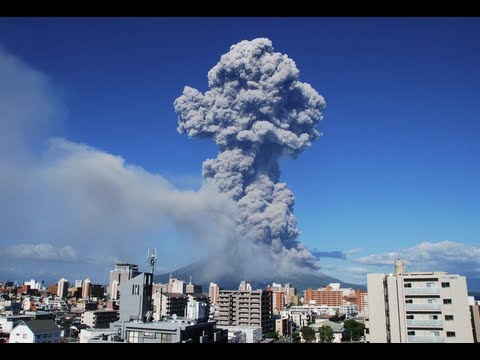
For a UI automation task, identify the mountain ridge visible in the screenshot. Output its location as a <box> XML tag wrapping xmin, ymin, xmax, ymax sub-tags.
<box><xmin>153</xmin><ymin>257</ymin><xmax>366</xmax><ymax>292</ymax></box>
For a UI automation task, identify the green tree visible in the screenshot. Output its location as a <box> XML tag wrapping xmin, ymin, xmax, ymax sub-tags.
<box><xmin>292</xmin><ymin>331</ymin><xmax>301</xmax><ymax>343</ymax></box>
<box><xmin>266</xmin><ymin>331</ymin><xmax>279</xmax><ymax>340</ymax></box>
<box><xmin>343</xmin><ymin>319</ymin><xmax>365</xmax><ymax>342</ymax></box>
<box><xmin>300</xmin><ymin>326</ymin><xmax>316</xmax><ymax>343</ymax></box>
<box><xmin>318</xmin><ymin>325</ymin><xmax>334</xmax><ymax>343</ymax></box>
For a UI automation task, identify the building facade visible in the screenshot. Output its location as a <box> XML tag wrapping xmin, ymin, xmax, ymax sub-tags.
<box><xmin>366</xmin><ymin>260</ymin><xmax>474</xmax><ymax>343</ymax></box>
<box><xmin>215</xmin><ymin>283</ymin><xmax>273</xmax><ymax>333</ymax></box>
<box><xmin>303</xmin><ymin>285</ymin><xmax>343</xmax><ymax>307</ymax></box>
<box><xmin>81</xmin><ymin>309</ymin><xmax>119</xmax><ymax>328</ymax></box>
<box><xmin>9</xmin><ymin>319</ymin><xmax>61</xmax><ymax>343</ymax></box>
<box><xmin>209</xmin><ymin>282</ymin><xmax>220</xmax><ymax>305</ymax></box>
<box><xmin>57</xmin><ymin>278</ymin><xmax>68</xmax><ymax>299</ymax></box>
<box><xmin>109</xmin><ymin>263</ymin><xmax>139</xmax><ymax>300</ymax></box>
<box><xmin>118</xmin><ymin>272</ymin><xmax>153</xmax><ymax>322</ymax></box>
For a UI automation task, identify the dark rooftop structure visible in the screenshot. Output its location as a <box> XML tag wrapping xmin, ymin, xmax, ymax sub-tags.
<box><xmin>21</xmin><ymin>319</ymin><xmax>61</xmax><ymax>334</ymax></box>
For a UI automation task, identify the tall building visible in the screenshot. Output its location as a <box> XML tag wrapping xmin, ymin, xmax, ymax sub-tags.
<box><xmin>209</xmin><ymin>282</ymin><xmax>220</xmax><ymax>305</ymax></box>
<box><xmin>282</xmin><ymin>283</ymin><xmax>298</xmax><ymax>306</ymax></box>
<box><xmin>356</xmin><ymin>289</ymin><xmax>368</xmax><ymax>312</ymax></box>
<box><xmin>57</xmin><ymin>278</ymin><xmax>68</xmax><ymax>299</ymax></box>
<box><xmin>75</xmin><ymin>280</ymin><xmax>83</xmax><ymax>288</ymax></box>
<box><xmin>215</xmin><ymin>282</ymin><xmax>273</xmax><ymax>333</ymax></box>
<box><xmin>366</xmin><ymin>259</ymin><xmax>474</xmax><ymax>343</ymax></box>
<box><xmin>109</xmin><ymin>263</ymin><xmax>139</xmax><ymax>300</ymax></box>
<box><xmin>303</xmin><ymin>285</ymin><xmax>343</xmax><ymax>306</ymax></box>
<box><xmin>82</xmin><ymin>279</ymin><xmax>91</xmax><ymax>300</ymax></box>
<box><xmin>118</xmin><ymin>272</ymin><xmax>153</xmax><ymax>322</ymax></box>
<box><xmin>267</xmin><ymin>283</ymin><xmax>284</xmax><ymax>313</ymax></box>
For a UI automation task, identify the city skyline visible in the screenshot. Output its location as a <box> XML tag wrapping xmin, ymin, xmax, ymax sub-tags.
<box><xmin>0</xmin><ymin>17</ymin><xmax>479</xmax><ymax>286</ymax></box>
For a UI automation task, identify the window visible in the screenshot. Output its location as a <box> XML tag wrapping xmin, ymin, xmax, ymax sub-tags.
<box><xmin>426</xmin><ymin>282</ymin><xmax>435</xmax><ymax>288</ymax></box>
<box><xmin>405</xmin><ymin>299</ymin><xmax>413</xmax><ymax>303</ymax></box>
<box><xmin>430</xmin><ymin>315</ymin><xmax>438</xmax><ymax>320</ymax></box>
<box><xmin>404</xmin><ymin>283</ymin><xmax>412</xmax><ymax>288</ymax></box>
<box><xmin>407</xmin><ymin>331</ymin><xmax>415</xmax><ymax>336</ymax></box>
<box><xmin>443</xmin><ymin>299</ymin><xmax>452</xmax><ymax>304</ymax></box>
<box><xmin>23</xmin><ymin>334</ymin><xmax>27</xmax><ymax>339</ymax></box>
<box><xmin>160</xmin><ymin>333</ymin><xmax>172</xmax><ymax>343</ymax></box>
<box><xmin>406</xmin><ymin>315</ymin><xmax>414</xmax><ymax>319</ymax></box>
<box><xmin>445</xmin><ymin>315</ymin><xmax>454</xmax><ymax>321</ymax></box>
<box><xmin>144</xmin><ymin>331</ymin><xmax>155</xmax><ymax>338</ymax></box>
<box><xmin>446</xmin><ymin>331</ymin><xmax>456</xmax><ymax>337</ymax></box>
<box><xmin>441</xmin><ymin>282</ymin><xmax>450</xmax><ymax>288</ymax></box>
<box><xmin>432</xmin><ymin>331</ymin><xmax>440</xmax><ymax>337</ymax></box>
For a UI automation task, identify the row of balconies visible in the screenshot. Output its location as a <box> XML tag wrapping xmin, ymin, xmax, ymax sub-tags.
<box><xmin>407</xmin><ymin>335</ymin><xmax>445</xmax><ymax>343</ymax></box>
<box><xmin>404</xmin><ymin>287</ymin><xmax>440</xmax><ymax>295</ymax></box>
<box><xmin>406</xmin><ymin>319</ymin><xmax>443</xmax><ymax>327</ymax></box>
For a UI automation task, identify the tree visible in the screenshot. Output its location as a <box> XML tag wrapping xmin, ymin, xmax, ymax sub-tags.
<box><xmin>318</xmin><ymin>325</ymin><xmax>334</xmax><ymax>343</ymax></box>
<box><xmin>343</xmin><ymin>319</ymin><xmax>365</xmax><ymax>342</ymax></box>
<box><xmin>292</xmin><ymin>331</ymin><xmax>301</xmax><ymax>343</ymax></box>
<box><xmin>300</xmin><ymin>326</ymin><xmax>316</xmax><ymax>343</ymax></box>
<box><xmin>266</xmin><ymin>331</ymin><xmax>279</xmax><ymax>340</ymax></box>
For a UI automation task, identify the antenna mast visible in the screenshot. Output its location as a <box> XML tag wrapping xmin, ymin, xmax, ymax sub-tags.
<box><xmin>147</xmin><ymin>248</ymin><xmax>157</xmax><ymax>276</ymax></box>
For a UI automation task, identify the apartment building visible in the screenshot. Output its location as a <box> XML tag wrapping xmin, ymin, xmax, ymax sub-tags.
<box><xmin>215</xmin><ymin>282</ymin><xmax>273</xmax><ymax>333</ymax></box>
<box><xmin>366</xmin><ymin>259</ymin><xmax>473</xmax><ymax>343</ymax></box>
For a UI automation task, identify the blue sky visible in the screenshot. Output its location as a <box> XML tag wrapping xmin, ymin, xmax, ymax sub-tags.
<box><xmin>0</xmin><ymin>17</ymin><xmax>479</xmax><ymax>287</ymax></box>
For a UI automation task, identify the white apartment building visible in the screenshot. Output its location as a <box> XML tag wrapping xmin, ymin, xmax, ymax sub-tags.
<box><xmin>57</xmin><ymin>278</ymin><xmax>68</xmax><ymax>299</ymax></box>
<box><xmin>366</xmin><ymin>259</ymin><xmax>473</xmax><ymax>343</ymax></box>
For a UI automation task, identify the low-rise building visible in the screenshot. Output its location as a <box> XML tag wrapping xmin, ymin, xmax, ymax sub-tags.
<box><xmin>217</xmin><ymin>325</ymin><xmax>262</xmax><ymax>343</ymax></box>
<box><xmin>9</xmin><ymin>319</ymin><xmax>61</xmax><ymax>343</ymax></box>
<box><xmin>81</xmin><ymin>309</ymin><xmax>119</xmax><ymax>328</ymax></box>
<box><xmin>113</xmin><ymin>318</ymin><xmax>227</xmax><ymax>343</ymax></box>
<box><xmin>0</xmin><ymin>315</ymin><xmax>33</xmax><ymax>334</ymax></box>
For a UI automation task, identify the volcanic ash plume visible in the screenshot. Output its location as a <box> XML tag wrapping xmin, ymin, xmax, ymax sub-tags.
<box><xmin>174</xmin><ymin>38</ymin><xmax>325</xmax><ymax>272</ymax></box>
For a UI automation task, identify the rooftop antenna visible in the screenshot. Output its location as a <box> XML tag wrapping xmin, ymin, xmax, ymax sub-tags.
<box><xmin>147</xmin><ymin>248</ymin><xmax>157</xmax><ymax>277</ymax></box>
<box><xmin>189</xmin><ymin>275</ymin><xmax>192</xmax><ymax>285</ymax></box>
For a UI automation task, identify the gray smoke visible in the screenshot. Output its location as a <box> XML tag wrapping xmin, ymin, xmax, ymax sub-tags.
<box><xmin>174</xmin><ymin>38</ymin><xmax>326</xmax><ymax>272</ymax></box>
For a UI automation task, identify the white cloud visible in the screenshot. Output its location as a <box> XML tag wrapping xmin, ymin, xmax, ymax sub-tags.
<box><xmin>355</xmin><ymin>241</ymin><xmax>480</xmax><ymax>277</ymax></box>
<box><xmin>0</xmin><ymin>46</ymin><xmax>241</xmax><ymax>284</ymax></box>
<box><xmin>0</xmin><ymin>244</ymin><xmax>79</xmax><ymax>262</ymax></box>
<box><xmin>348</xmin><ymin>266</ymin><xmax>370</xmax><ymax>274</ymax></box>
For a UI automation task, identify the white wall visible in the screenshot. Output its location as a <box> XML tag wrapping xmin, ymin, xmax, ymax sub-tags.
<box><xmin>9</xmin><ymin>325</ymin><xmax>34</xmax><ymax>343</ymax></box>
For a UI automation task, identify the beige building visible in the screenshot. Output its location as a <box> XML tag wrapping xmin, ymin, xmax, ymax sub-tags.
<box><xmin>215</xmin><ymin>282</ymin><xmax>273</xmax><ymax>333</ymax></box>
<box><xmin>209</xmin><ymin>282</ymin><xmax>220</xmax><ymax>305</ymax></box>
<box><xmin>109</xmin><ymin>263</ymin><xmax>139</xmax><ymax>300</ymax></box>
<box><xmin>81</xmin><ymin>309</ymin><xmax>118</xmax><ymax>329</ymax></box>
<box><xmin>366</xmin><ymin>259</ymin><xmax>474</xmax><ymax>343</ymax></box>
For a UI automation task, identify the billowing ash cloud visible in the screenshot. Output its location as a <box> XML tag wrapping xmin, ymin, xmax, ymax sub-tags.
<box><xmin>174</xmin><ymin>38</ymin><xmax>326</xmax><ymax>272</ymax></box>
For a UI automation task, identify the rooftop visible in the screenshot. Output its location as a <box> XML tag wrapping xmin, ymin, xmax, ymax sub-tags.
<box><xmin>20</xmin><ymin>319</ymin><xmax>61</xmax><ymax>334</ymax></box>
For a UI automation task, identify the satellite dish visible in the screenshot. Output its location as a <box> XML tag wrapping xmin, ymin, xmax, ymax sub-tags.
<box><xmin>172</xmin><ymin>314</ymin><xmax>177</xmax><ymax>320</ymax></box>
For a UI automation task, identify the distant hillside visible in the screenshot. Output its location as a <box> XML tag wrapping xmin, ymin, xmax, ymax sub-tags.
<box><xmin>154</xmin><ymin>256</ymin><xmax>365</xmax><ymax>292</ymax></box>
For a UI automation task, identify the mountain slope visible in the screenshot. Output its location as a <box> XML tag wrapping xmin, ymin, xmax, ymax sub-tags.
<box><xmin>154</xmin><ymin>257</ymin><xmax>365</xmax><ymax>292</ymax></box>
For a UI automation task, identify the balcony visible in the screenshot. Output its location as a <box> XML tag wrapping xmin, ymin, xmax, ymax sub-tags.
<box><xmin>405</xmin><ymin>303</ymin><xmax>441</xmax><ymax>311</ymax></box>
<box><xmin>407</xmin><ymin>335</ymin><xmax>445</xmax><ymax>343</ymax></box>
<box><xmin>406</xmin><ymin>319</ymin><xmax>443</xmax><ymax>327</ymax></box>
<box><xmin>404</xmin><ymin>287</ymin><xmax>440</xmax><ymax>295</ymax></box>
